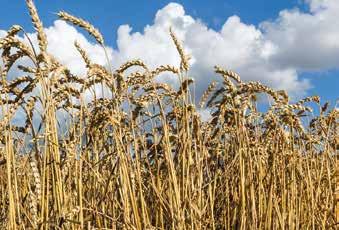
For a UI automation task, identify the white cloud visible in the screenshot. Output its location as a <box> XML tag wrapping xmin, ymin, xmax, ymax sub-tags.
<box><xmin>111</xmin><ymin>3</ymin><xmax>311</xmax><ymax>98</ymax></box>
<box><xmin>261</xmin><ymin>0</ymin><xmax>339</xmax><ymax>70</ymax></box>
<box><xmin>1</xmin><ymin>0</ymin><xmax>338</xmax><ymax>101</ymax></box>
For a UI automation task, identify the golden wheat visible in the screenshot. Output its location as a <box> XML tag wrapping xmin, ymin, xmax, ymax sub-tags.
<box><xmin>0</xmin><ymin>1</ymin><xmax>338</xmax><ymax>229</ymax></box>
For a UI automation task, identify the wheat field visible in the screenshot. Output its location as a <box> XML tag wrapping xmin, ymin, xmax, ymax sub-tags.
<box><xmin>0</xmin><ymin>1</ymin><xmax>338</xmax><ymax>229</ymax></box>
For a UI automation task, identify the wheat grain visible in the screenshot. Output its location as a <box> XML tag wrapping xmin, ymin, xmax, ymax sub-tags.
<box><xmin>58</xmin><ymin>11</ymin><xmax>104</xmax><ymax>45</ymax></box>
<box><xmin>0</xmin><ymin>3</ymin><xmax>336</xmax><ymax>229</ymax></box>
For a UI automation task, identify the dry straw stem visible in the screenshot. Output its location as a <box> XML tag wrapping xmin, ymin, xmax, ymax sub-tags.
<box><xmin>0</xmin><ymin>2</ymin><xmax>337</xmax><ymax>229</ymax></box>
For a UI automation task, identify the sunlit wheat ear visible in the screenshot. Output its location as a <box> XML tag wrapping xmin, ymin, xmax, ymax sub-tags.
<box><xmin>0</xmin><ymin>2</ymin><xmax>337</xmax><ymax>228</ymax></box>
<box><xmin>239</xmin><ymin>81</ymin><xmax>279</xmax><ymax>102</ymax></box>
<box><xmin>283</xmin><ymin>104</ymin><xmax>313</xmax><ymax>115</ymax></box>
<box><xmin>177</xmin><ymin>78</ymin><xmax>194</xmax><ymax>96</ymax></box>
<box><xmin>276</xmin><ymin>90</ymin><xmax>289</xmax><ymax>104</ymax></box>
<box><xmin>169</xmin><ymin>27</ymin><xmax>190</xmax><ymax>72</ymax></box>
<box><xmin>29</xmin><ymin>157</ymin><xmax>41</xmax><ymax>202</ymax></box>
<box><xmin>150</xmin><ymin>65</ymin><xmax>180</xmax><ymax>77</ymax></box>
<box><xmin>24</xmin><ymin>96</ymin><xmax>37</xmax><ymax>132</ymax></box>
<box><xmin>58</xmin><ymin>11</ymin><xmax>104</xmax><ymax>45</ymax></box>
<box><xmin>0</xmin><ymin>37</ymin><xmax>34</xmax><ymax>59</ymax></box>
<box><xmin>74</xmin><ymin>41</ymin><xmax>92</xmax><ymax>68</ymax></box>
<box><xmin>295</xmin><ymin>95</ymin><xmax>320</xmax><ymax>105</ymax></box>
<box><xmin>17</xmin><ymin>65</ymin><xmax>37</xmax><ymax>74</ymax></box>
<box><xmin>27</xmin><ymin>191</ymin><xmax>38</xmax><ymax>228</ymax></box>
<box><xmin>6</xmin><ymin>25</ymin><xmax>23</xmax><ymax>37</ymax></box>
<box><xmin>214</xmin><ymin>65</ymin><xmax>241</xmax><ymax>83</ymax></box>
<box><xmin>116</xmin><ymin>59</ymin><xmax>149</xmax><ymax>74</ymax></box>
<box><xmin>26</xmin><ymin>0</ymin><xmax>47</xmax><ymax>54</ymax></box>
<box><xmin>200</xmin><ymin>81</ymin><xmax>217</xmax><ymax>108</ymax></box>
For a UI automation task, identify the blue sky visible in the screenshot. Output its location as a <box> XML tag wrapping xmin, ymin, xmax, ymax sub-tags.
<box><xmin>1</xmin><ymin>0</ymin><xmax>305</xmax><ymax>45</ymax></box>
<box><xmin>0</xmin><ymin>0</ymin><xmax>338</xmax><ymax>104</ymax></box>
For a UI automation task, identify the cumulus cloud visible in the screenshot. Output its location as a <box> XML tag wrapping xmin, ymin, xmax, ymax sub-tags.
<box><xmin>261</xmin><ymin>0</ymin><xmax>339</xmax><ymax>70</ymax></box>
<box><xmin>1</xmin><ymin>0</ymin><xmax>338</xmax><ymax>101</ymax></box>
<box><xmin>110</xmin><ymin>3</ymin><xmax>311</xmax><ymax>98</ymax></box>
